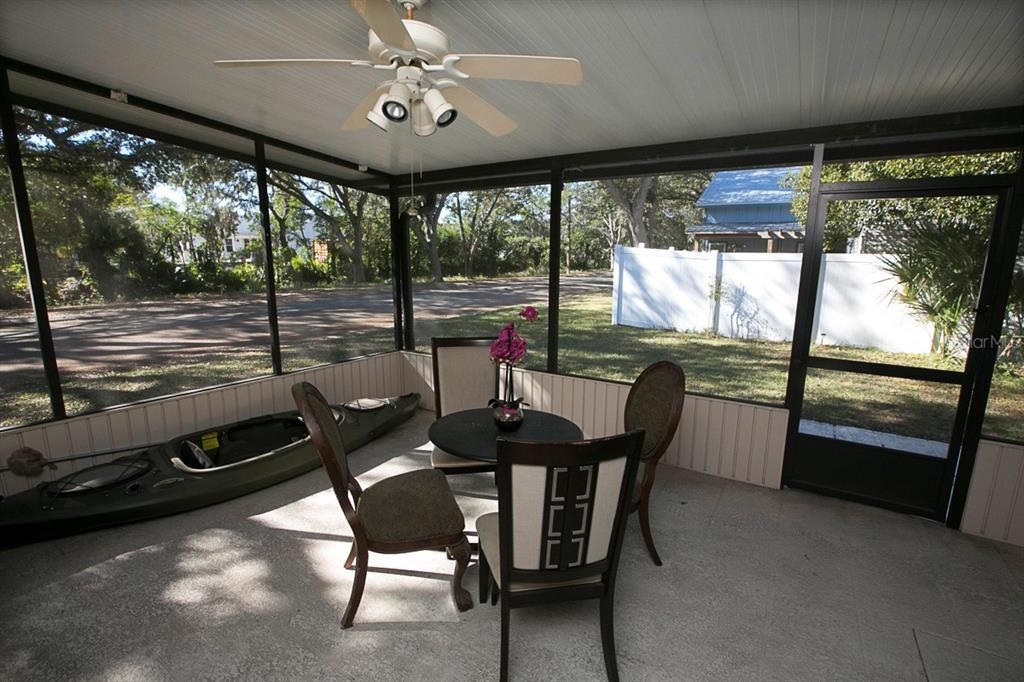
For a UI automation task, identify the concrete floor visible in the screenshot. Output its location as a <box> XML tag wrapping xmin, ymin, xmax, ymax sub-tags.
<box><xmin>1</xmin><ymin>409</ymin><xmax>1021</xmax><ymax>681</ymax></box>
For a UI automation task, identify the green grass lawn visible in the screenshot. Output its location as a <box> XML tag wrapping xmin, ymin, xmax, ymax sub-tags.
<box><xmin>418</xmin><ymin>292</ymin><xmax>1024</xmax><ymax>444</ymax></box>
<box><xmin>4</xmin><ymin>292</ymin><xmax>1022</xmax><ymax>443</ymax></box>
<box><xmin>1</xmin><ymin>333</ymin><xmax>394</xmax><ymax>428</ymax></box>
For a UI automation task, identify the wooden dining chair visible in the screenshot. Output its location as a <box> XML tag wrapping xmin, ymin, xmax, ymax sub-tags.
<box><xmin>291</xmin><ymin>381</ymin><xmax>473</xmax><ymax>629</ymax></box>
<box><xmin>624</xmin><ymin>361</ymin><xmax>686</xmax><ymax>566</ymax></box>
<box><xmin>430</xmin><ymin>336</ymin><xmax>499</xmax><ymax>475</ymax></box>
<box><xmin>476</xmin><ymin>431</ymin><xmax>644</xmax><ymax>682</ymax></box>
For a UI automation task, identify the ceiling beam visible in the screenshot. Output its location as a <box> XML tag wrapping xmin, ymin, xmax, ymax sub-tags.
<box><xmin>5</xmin><ymin>55</ymin><xmax>1020</xmax><ymax>195</ymax></box>
<box><xmin>1</xmin><ymin>55</ymin><xmax>393</xmax><ymax>181</ymax></box>
<box><xmin>386</xmin><ymin>107</ymin><xmax>1024</xmax><ymax>192</ymax></box>
<box><xmin>11</xmin><ymin>94</ymin><xmax>389</xmax><ymax>194</ymax></box>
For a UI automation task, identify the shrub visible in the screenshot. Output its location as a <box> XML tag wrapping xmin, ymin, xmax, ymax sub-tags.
<box><xmin>289</xmin><ymin>255</ymin><xmax>331</xmax><ymax>286</ymax></box>
<box><xmin>54</xmin><ymin>275</ymin><xmax>99</xmax><ymax>305</ymax></box>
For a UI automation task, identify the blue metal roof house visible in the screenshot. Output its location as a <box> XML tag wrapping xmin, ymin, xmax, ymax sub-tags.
<box><xmin>686</xmin><ymin>167</ymin><xmax>805</xmax><ymax>252</ymax></box>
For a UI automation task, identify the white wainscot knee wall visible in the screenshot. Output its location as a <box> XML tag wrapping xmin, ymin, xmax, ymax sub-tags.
<box><xmin>5</xmin><ymin>349</ymin><xmax>1016</xmax><ymax>546</ymax></box>
<box><xmin>961</xmin><ymin>440</ymin><xmax>1024</xmax><ymax>547</ymax></box>
<box><xmin>403</xmin><ymin>351</ymin><xmax>787</xmax><ymax>489</ymax></box>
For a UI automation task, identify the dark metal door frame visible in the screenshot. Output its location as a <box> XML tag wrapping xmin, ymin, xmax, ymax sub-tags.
<box><xmin>782</xmin><ymin>166</ymin><xmax>1020</xmax><ymax>522</ymax></box>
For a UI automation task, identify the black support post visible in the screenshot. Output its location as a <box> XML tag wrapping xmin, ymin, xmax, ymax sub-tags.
<box><xmin>547</xmin><ymin>168</ymin><xmax>563</xmax><ymax>374</ymax></box>
<box><xmin>1</xmin><ymin>69</ymin><xmax>65</xmax><ymax>419</ymax></box>
<box><xmin>946</xmin><ymin>162</ymin><xmax>1024</xmax><ymax>527</ymax></box>
<box><xmin>254</xmin><ymin>139</ymin><xmax>283</xmax><ymax>375</ymax></box>
<box><xmin>400</xmin><ymin>205</ymin><xmax>415</xmax><ymax>351</ymax></box>
<box><xmin>780</xmin><ymin>143</ymin><xmax>825</xmax><ymax>485</ymax></box>
<box><xmin>388</xmin><ymin>182</ymin><xmax>404</xmax><ymax>350</ymax></box>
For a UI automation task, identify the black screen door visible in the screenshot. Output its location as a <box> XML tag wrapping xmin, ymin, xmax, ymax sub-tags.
<box><xmin>783</xmin><ymin>175</ymin><xmax>1015</xmax><ymax>520</ymax></box>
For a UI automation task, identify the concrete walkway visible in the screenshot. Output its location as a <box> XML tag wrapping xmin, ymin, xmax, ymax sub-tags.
<box><xmin>1</xmin><ymin>409</ymin><xmax>1021</xmax><ymax>680</ymax></box>
<box><xmin>800</xmin><ymin>419</ymin><xmax>948</xmax><ymax>458</ymax></box>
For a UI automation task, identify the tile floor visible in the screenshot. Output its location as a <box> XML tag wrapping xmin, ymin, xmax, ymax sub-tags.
<box><xmin>1</xmin><ymin>409</ymin><xmax>1021</xmax><ymax>681</ymax></box>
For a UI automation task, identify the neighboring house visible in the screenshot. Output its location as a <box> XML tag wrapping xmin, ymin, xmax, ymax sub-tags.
<box><xmin>686</xmin><ymin>167</ymin><xmax>804</xmax><ymax>253</ymax></box>
<box><xmin>223</xmin><ymin>227</ymin><xmax>261</xmax><ymax>260</ymax></box>
<box><xmin>222</xmin><ymin>218</ymin><xmax>327</xmax><ymax>262</ymax></box>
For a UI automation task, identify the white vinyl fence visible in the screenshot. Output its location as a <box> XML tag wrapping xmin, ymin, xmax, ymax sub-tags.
<box><xmin>611</xmin><ymin>245</ymin><xmax>935</xmax><ymax>353</ymax></box>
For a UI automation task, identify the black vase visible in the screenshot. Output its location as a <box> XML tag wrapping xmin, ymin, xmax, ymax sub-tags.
<box><xmin>492</xmin><ymin>402</ymin><xmax>524</xmax><ymax>432</ymax></box>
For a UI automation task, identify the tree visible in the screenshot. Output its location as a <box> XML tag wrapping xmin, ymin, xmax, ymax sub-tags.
<box><xmin>7</xmin><ymin>108</ymin><xmax>179</xmax><ymax>302</ymax></box>
<box><xmin>559</xmin><ymin>174</ymin><xmax>711</xmax><ymax>270</ymax></box>
<box><xmin>1004</xmin><ymin>245</ymin><xmax>1024</xmax><ymax>370</ymax></box>
<box><xmin>0</xmin><ymin>145</ymin><xmax>29</xmax><ymax>307</ymax></box>
<box><xmin>268</xmin><ymin>172</ymin><xmax>386</xmax><ymax>284</ymax></box>
<box><xmin>450</xmin><ymin>189</ymin><xmax>506</xmax><ymax>277</ymax></box>
<box><xmin>649</xmin><ymin>172</ymin><xmax>712</xmax><ymax>248</ymax></box>
<box><xmin>878</xmin><ymin>213</ymin><xmax>988</xmax><ymax>354</ymax></box>
<box><xmin>560</xmin><ymin>182</ymin><xmax>625</xmax><ymax>269</ymax></box>
<box><xmin>788</xmin><ymin>153</ymin><xmax>1016</xmax><ymax>251</ymax></box>
<box><xmin>601</xmin><ymin>177</ymin><xmax>655</xmax><ymax>246</ymax></box>
<box><xmin>408</xmin><ymin>191</ymin><xmax>449</xmax><ymax>282</ymax></box>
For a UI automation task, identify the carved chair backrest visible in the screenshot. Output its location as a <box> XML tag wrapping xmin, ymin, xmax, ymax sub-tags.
<box><xmin>495</xmin><ymin>431</ymin><xmax>644</xmax><ymax>591</ymax></box>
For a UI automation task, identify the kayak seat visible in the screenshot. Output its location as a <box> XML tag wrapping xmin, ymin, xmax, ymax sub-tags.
<box><xmin>292</xmin><ymin>380</ymin><xmax>473</xmax><ymax>629</ymax></box>
<box><xmin>184</xmin><ymin>441</ymin><xmax>214</xmax><ymax>469</ymax></box>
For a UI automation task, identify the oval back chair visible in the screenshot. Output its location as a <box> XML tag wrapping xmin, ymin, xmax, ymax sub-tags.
<box><xmin>292</xmin><ymin>381</ymin><xmax>473</xmax><ymax>629</ymax></box>
<box><xmin>623</xmin><ymin>360</ymin><xmax>686</xmax><ymax>566</ymax></box>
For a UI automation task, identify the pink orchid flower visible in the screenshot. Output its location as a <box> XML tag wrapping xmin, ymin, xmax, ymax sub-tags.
<box><xmin>519</xmin><ymin>306</ymin><xmax>539</xmax><ymax>323</ymax></box>
<box><xmin>489</xmin><ymin>322</ymin><xmax>526</xmax><ymax>364</ymax></box>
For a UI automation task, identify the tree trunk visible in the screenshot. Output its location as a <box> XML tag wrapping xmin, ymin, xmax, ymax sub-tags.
<box><xmin>351</xmin><ymin>229</ymin><xmax>365</xmax><ymax>283</ymax></box>
<box><xmin>602</xmin><ymin>177</ymin><xmax>654</xmax><ymax>247</ymax></box>
<box><xmin>409</xmin><ymin>192</ymin><xmax>448</xmax><ymax>283</ymax></box>
<box><xmin>645</xmin><ymin>178</ymin><xmax>659</xmax><ymax>242</ymax></box>
<box><xmin>430</xmin><ymin>245</ymin><xmax>443</xmax><ymax>282</ymax></box>
<box><xmin>565</xmin><ymin>194</ymin><xmax>572</xmax><ymax>272</ymax></box>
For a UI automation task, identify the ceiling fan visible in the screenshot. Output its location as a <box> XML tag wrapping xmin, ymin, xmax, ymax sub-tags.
<box><xmin>215</xmin><ymin>0</ymin><xmax>583</xmax><ymax>137</ymax></box>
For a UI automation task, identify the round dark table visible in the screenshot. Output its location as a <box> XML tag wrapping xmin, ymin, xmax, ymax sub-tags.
<box><xmin>428</xmin><ymin>408</ymin><xmax>583</xmax><ymax>463</ymax></box>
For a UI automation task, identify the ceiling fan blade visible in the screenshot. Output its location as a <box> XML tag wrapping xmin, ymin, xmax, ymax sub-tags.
<box><xmin>341</xmin><ymin>89</ymin><xmax>385</xmax><ymax>130</ymax></box>
<box><xmin>215</xmin><ymin>59</ymin><xmax>369</xmax><ymax>68</ymax></box>
<box><xmin>350</xmin><ymin>0</ymin><xmax>416</xmax><ymax>53</ymax></box>
<box><xmin>443</xmin><ymin>87</ymin><xmax>518</xmax><ymax>137</ymax></box>
<box><xmin>448</xmin><ymin>54</ymin><xmax>583</xmax><ymax>85</ymax></box>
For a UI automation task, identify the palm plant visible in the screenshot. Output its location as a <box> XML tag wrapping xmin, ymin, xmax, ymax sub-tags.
<box><xmin>878</xmin><ymin>213</ymin><xmax>987</xmax><ymax>356</ymax></box>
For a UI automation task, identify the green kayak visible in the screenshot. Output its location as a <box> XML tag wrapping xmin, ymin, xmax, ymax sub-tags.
<box><xmin>0</xmin><ymin>393</ymin><xmax>420</xmax><ymax>545</ymax></box>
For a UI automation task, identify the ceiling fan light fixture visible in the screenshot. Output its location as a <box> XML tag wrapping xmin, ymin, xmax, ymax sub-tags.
<box><xmin>218</xmin><ymin>0</ymin><xmax>584</xmax><ymax>140</ymax></box>
<box><xmin>422</xmin><ymin>88</ymin><xmax>457</xmax><ymax>127</ymax></box>
<box><xmin>366</xmin><ymin>93</ymin><xmax>391</xmax><ymax>131</ymax></box>
<box><xmin>411</xmin><ymin>100</ymin><xmax>437</xmax><ymax>137</ymax></box>
<box><xmin>382</xmin><ymin>82</ymin><xmax>412</xmax><ymax>122</ymax></box>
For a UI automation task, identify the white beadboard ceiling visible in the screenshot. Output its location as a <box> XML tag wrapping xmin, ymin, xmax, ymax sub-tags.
<box><xmin>1</xmin><ymin>0</ymin><xmax>1022</xmax><ymax>178</ymax></box>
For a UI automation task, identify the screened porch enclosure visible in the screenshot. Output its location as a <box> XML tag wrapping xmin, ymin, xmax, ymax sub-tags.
<box><xmin>1</xmin><ymin>2</ymin><xmax>1022</xmax><ymax>536</ymax></box>
<box><xmin>1</xmin><ymin>1</ymin><xmax>1024</xmax><ymax>678</ymax></box>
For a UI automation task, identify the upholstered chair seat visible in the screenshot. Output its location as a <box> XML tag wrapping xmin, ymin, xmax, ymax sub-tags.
<box><xmin>358</xmin><ymin>469</ymin><xmax>466</xmax><ymax>544</ymax></box>
<box><xmin>475</xmin><ymin>513</ymin><xmax>602</xmax><ymax>592</ymax></box>
<box><xmin>430</xmin><ymin>446</ymin><xmax>490</xmax><ymax>470</ymax></box>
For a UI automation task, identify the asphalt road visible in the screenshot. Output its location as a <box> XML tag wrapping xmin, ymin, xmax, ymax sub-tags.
<box><xmin>0</xmin><ymin>274</ymin><xmax>611</xmax><ymax>373</ymax></box>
